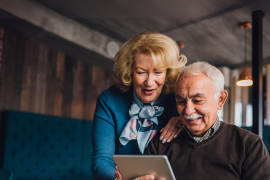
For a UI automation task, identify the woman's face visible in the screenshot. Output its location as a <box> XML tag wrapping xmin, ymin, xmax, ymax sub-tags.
<box><xmin>132</xmin><ymin>53</ymin><xmax>167</xmax><ymax>104</ymax></box>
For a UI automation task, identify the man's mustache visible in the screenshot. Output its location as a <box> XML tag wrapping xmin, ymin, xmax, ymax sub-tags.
<box><xmin>184</xmin><ymin>113</ymin><xmax>203</xmax><ymax>120</ymax></box>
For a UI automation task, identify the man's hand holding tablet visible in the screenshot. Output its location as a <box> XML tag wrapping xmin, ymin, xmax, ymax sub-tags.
<box><xmin>113</xmin><ymin>155</ymin><xmax>175</xmax><ymax>180</ymax></box>
<box><xmin>115</xmin><ymin>166</ymin><xmax>155</xmax><ymax>180</ymax></box>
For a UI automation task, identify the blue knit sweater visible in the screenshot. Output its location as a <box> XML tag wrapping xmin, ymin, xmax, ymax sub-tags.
<box><xmin>91</xmin><ymin>85</ymin><xmax>178</xmax><ymax>180</ymax></box>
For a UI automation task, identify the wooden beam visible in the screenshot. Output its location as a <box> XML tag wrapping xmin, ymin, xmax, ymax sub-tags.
<box><xmin>0</xmin><ymin>0</ymin><xmax>121</xmax><ymax>72</ymax></box>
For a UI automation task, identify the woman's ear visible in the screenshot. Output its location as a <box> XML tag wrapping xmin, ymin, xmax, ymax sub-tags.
<box><xmin>217</xmin><ymin>90</ymin><xmax>228</xmax><ymax>110</ymax></box>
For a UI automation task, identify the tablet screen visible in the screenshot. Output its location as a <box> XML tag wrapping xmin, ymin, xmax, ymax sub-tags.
<box><xmin>113</xmin><ymin>155</ymin><xmax>176</xmax><ymax>180</ymax></box>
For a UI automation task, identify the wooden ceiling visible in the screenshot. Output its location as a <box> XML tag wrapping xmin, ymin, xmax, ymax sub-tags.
<box><xmin>35</xmin><ymin>0</ymin><xmax>270</xmax><ymax>68</ymax></box>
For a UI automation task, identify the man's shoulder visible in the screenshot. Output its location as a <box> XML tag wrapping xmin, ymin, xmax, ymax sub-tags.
<box><xmin>221</xmin><ymin>123</ymin><xmax>270</xmax><ymax>179</ymax></box>
<box><xmin>145</xmin><ymin>130</ymin><xmax>184</xmax><ymax>155</ymax></box>
<box><xmin>221</xmin><ymin>122</ymin><xmax>261</xmax><ymax>143</ymax></box>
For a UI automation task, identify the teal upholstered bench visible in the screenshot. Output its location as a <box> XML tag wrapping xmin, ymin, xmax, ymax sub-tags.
<box><xmin>0</xmin><ymin>168</ymin><xmax>13</xmax><ymax>180</ymax></box>
<box><xmin>241</xmin><ymin>126</ymin><xmax>270</xmax><ymax>153</ymax></box>
<box><xmin>0</xmin><ymin>111</ymin><xmax>94</xmax><ymax>180</ymax></box>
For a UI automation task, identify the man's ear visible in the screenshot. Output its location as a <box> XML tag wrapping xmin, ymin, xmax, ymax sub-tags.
<box><xmin>217</xmin><ymin>90</ymin><xmax>228</xmax><ymax>110</ymax></box>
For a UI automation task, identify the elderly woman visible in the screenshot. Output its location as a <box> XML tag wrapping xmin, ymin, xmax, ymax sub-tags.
<box><xmin>92</xmin><ymin>31</ymin><xmax>187</xmax><ymax>180</ymax></box>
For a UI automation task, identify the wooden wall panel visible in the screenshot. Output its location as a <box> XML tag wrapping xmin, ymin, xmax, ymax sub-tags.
<box><xmin>20</xmin><ymin>40</ymin><xmax>39</xmax><ymax>112</ymax></box>
<box><xmin>61</xmin><ymin>56</ymin><xmax>75</xmax><ymax>117</ymax></box>
<box><xmin>12</xmin><ymin>35</ymin><xmax>25</xmax><ymax>110</ymax></box>
<box><xmin>89</xmin><ymin>66</ymin><xmax>100</xmax><ymax>120</ymax></box>
<box><xmin>83</xmin><ymin>64</ymin><xmax>92</xmax><ymax>120</ymax></box>
<box><xmin>105</xmin><ymin>72</ymin><xmax>113</xmax><ymax>90</ymax></box>
<box><xmin>0</xmin><ymin>28</ymin><xmax>4</xmax><ymax>109</ymax></box>
<box><xmin>54</xmin><ymin>52</ymin><xmax>65</xmax><ymax>116</ymax></box>
<box><xmin>4</xmin><ymin>32</ymin><xmax>16</xmax><ymax>110</ymax></box>
<box><xmin>0</xmin><ymin>28</ymin><xmax>114</xmax><ymax>120</ymax></box>
<box><xmin>1</xmin><ymin>31</ymin><xmax>16</xmax><ymax>110</ymax></box>
<box><xmin>34</xmin><ymin>44</ymin><xmax>49</xmax><ymax>114</ymax></box>
<box><xmin>0</xmin><ymin>29</ymin><xmax>7</xmax><ymax>110</ymax></box>
<box><xmin>71</xmin><ymin>60</ymin><xmax>84</xmax><ymax>119</ymax></box>
<box><xmin>45</xmin><ymin>49</ymin><xmax>57</xmax><ymax>115</ymax></box>
<box><xmin>19</xmin><ymin>39</ymin><xmax>29</xmax><ymax>111</ymax></box>
<box><xmin>1</xmin><ymin>32</ymin><xmax>25</xmax><ymax>111</ymax></box>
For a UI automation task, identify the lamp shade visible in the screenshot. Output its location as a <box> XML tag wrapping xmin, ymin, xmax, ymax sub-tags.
<box><xmin>236</xmin><ymin>66</ymin><xmax>253</xmax><ymax>86</ymax></box>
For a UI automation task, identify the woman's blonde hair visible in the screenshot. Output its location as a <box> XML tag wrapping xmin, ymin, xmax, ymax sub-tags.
<box><xmin>113</xmin><ymin>31</ymin><xmax>187</xmax><ymax>94</ymax></box>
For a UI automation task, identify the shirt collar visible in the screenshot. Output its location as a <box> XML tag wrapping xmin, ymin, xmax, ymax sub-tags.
<box><xmin>183</xmin><ymin>118</ymin><xmax>221</xmax><ymax>142</ymax></box>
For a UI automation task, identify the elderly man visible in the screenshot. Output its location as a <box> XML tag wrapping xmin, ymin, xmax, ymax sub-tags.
<box><xmin>115</xmin><ymin>62</ymin><xmax>270</xmax><ymax>180</ymax></box>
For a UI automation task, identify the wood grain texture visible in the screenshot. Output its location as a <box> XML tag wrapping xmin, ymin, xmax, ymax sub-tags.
<box><xmin>20</xmin><ymin>40</ymin><xmax>40</xmax><ymax>112</ymax></box>
<box><xmin>20</xmin><ymin>39</ymin><xmax>32</xmax><ymax>111</ymax></box>
<box><xmin>54</xmin><ymin>51</ymin><xmax>65</xmax><ymax>116</ymax></box>
<box><xmin>71</xmin><ymin>60</ymin><xmax>84</xmax><ymax>119</ymax></box>
<box><xmin>34</xmin><ymin>44</ymin><xmax>48</xmax><ymax>113</ymax></box>
<box><xmin>83</xmin><ymin>64</ymin><xmax>93</xmax><ymax>120</ymax></box>
<box><xmin>61</xmin><ymin>56</ymin><xmax>75</xmax><ymax>117</ymax></box>
<box><xmin>28</xmin><ymin>41</ymin><xmax>39</xmax><ymax>112</ymax></box>
<box><xmin>0</xmin><ymin>29</ymin><xmax>9</xmax><ymax>110</ymax></box>
<box><xmin>45</xmin><ymin>49</ymin><xmax>57</xmax><ymax>115</ymax></box>
<box><xmin>0</xmin><ymin>28</ymin><xmax>114</xmax><ymax>120</ymax></box>
<box><xmin>3</xmin><ymin>32</ymin><xmax>16</xmax><ymax>110</ymax></box>
<box><xmin>89</xmin><ymin>66</ymin><xmax>99</xmax><ymax>120</ymax></box>
<box><xmin>12</xmin><ymin>35</ymin><xmax>25</xmax><ymax>110</ymax></box>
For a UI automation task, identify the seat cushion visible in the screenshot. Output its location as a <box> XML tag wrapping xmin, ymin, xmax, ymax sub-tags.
<box><xmin>0</xmin><ymin>168</ymin><xmax>13</xmax><ymax>180</ymax></box>
<box><xmin>2</xmin><ymin>111</ymin><xmax>85</xmax><ymax>180</ymax></box>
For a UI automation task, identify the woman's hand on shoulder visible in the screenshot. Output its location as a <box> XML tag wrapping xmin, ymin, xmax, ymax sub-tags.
<box><xmin>160</xmin><ymin>116</ymin><xmax>182</xmax><ymax>143</ymax></box>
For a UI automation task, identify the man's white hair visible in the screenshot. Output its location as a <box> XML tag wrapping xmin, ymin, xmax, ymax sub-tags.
<box><xmin>176</xmin><ymin>61</ymin><xmax>225</xmax><ymax>99</ymax></box>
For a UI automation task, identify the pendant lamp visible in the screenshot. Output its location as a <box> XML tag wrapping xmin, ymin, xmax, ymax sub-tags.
<box><xmin>236</xmin><ymin>23</ymin><xmax>253</xmax><ymax>87</ymax></box>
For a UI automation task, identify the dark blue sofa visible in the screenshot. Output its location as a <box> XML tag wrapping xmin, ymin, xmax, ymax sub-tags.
<box><xmin>0</xmin><ymin>111</ymin><xmax>94</xmax><ymax>180</ymax></box>
<box><xmin>1</xmin><ymin>110</ymin><xmax>269</xmax><ymax>180</ymax></box>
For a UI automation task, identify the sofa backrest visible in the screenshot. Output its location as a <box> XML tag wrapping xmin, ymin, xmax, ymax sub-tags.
<box><xmin>0</xmin><ymin>111</ymin><xmax>93</xmax><ymax>180</ymax></box>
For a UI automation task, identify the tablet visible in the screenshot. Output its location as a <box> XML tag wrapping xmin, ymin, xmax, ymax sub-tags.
<box><xmin>113</xmin><ymin>155</ymin><xmax>176</xmax><ymax>180</ymax></box>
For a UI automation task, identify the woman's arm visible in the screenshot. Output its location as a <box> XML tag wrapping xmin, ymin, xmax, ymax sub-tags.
<box><xmin>91</xmin><ymin>93</ymin><xmax>116</xmax><ymax>180</ymax></box>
